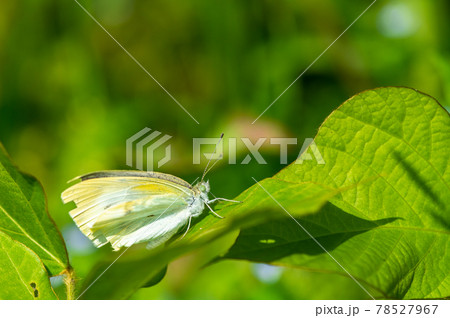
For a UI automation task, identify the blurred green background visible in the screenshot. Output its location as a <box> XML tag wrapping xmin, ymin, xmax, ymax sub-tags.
<box><xmin>0</xmin><ymin>0</ymin><xmax>449</xmax><ymax>299</ymax></box>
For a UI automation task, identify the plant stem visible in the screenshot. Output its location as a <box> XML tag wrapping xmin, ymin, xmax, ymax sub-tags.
<box><xmin>63</xmin><ymin>267</ymin><xmax>76</xmax><ymax>300</ymax></box>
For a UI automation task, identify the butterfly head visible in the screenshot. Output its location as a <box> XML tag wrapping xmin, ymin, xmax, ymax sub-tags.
<box><xmin>194</xmin><ymin>180</ymin><xmax>210</xmax><ymax>201</ymax></box>
<box><xmin>196</xmin><ymin>180</ymin><xmax>210</xmax><ymax>193</ymax></box>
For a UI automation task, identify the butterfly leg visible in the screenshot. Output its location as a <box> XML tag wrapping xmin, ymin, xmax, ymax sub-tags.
<box><xmin>207</xmin><ymin>198</ymin><xmax>242</xmax><ymax>204</ymax></box>
<box><xmin>204</xmin><ymin>201</ymin><xmax>224</xmax><ymax>219</ymax></box>
<box><xmin>180</xmin><ymin>216</ymin><xmax>192</xmax><ymax>240</ymax></box>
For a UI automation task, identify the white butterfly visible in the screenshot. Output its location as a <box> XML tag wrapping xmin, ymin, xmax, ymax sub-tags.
<box><xmin>61</xmin><ymin>141</ymin><xmax>238</xmax><ymax>251</ymax></box>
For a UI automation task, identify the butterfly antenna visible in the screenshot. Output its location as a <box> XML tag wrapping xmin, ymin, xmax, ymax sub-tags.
<box><xmin>201</xmin><ymin>133</ymin><xmax>224</xmax><ymax>181</ymax></box>
<box><xmin>203</xmin><ymin>155</ymin><xmax>222</xmax><ymax>178</ymax></box>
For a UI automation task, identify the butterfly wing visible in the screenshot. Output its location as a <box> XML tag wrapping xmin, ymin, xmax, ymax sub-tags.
<box><xmin>62</xmin><ymin>171</ymin><xmax>194</xmax><ymax>250</ymax></box>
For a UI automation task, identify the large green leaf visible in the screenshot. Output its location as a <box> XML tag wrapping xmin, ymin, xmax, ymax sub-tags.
<box><xmin>0</xmin><ymin>231</ymin><xmax>57</xmax><ymax>299</ymax></box>
<box><xmin>79</xmin><ymin>179</ymin><xmax>341</xmax><ymax>299</ymax></box>
<box><xmin>0</xmin><ymin>144</ymin><xmax>69</xmax><ymax>275</ymax></box>
<box><xmin>225</xmin><ymin>87</ymin><xmax>450</xmax><ymax>299</ymax></box>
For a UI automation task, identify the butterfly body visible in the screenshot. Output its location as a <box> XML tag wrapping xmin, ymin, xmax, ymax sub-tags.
<box><xmin>62</xmin><ymin>170</ymin><xmax>212</xmax><ymax>251</ymax></box>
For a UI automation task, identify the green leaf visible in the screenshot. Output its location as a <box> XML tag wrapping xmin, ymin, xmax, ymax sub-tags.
<box><xmin>225</xmin><ymin>87</ymin><xmax>450</xmax><ymax>299</ymax></box>
<box><xmin>79</xmin><ymin>179</ymin><xmax>340</xmax><ymax>299</ymax></box>
<box><xmin>0</xmin><ymin>231</ymin><xmax>58</xmax><ymax>299</ymax></box>
<box><xmin>226</xmin><ymin>202</ymin><xmax>397</xmax><ymax>263</ymax></box>
<box><xmin>141</xmin><ymin>266</ymin><xmax>167</xmax><ymax>288</ymax></box>
<box><xmin>0</xmin><ymin>144</ymin><xmax>69</xmax><ymax>275</ymax></box>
